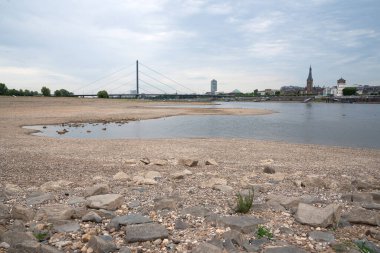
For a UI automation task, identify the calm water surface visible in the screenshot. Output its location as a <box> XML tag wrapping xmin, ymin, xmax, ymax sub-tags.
<box><xmin>24</xmin><ymin>102</ymin><xmax>380</xmax><ymax>149</ymax></box>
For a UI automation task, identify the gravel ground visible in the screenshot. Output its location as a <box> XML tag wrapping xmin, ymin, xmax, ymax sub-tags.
<box><xmin>0</xmin><ymin>96</ymin><xmax>379</xmax><ymax>253</ymax></box>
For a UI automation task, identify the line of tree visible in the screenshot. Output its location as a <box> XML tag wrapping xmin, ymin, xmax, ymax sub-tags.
<box><xmin>0</xmin><ymin>83</ymin><xmax>39</xmax><ymax>96</ymax></box>
<box><xmin>97</xmin><ymin>90</ymin><xmax>109</xmax><ymax>98</ymax></box>
<box><xmin>343</xmin><ymin>87</ymin><xmax>357</xmax><ymax>96</ymax></box>
<box><xmin>0</xmin><ymin>83</ymin><xmax>74</xmax><ymax>97</ymax></box>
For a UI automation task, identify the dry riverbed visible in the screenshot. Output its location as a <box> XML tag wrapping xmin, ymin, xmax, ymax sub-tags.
<box><xmin>0</xmin><ymin>97</ymin><xmax>379</xmax><ymax>253</ymax></box>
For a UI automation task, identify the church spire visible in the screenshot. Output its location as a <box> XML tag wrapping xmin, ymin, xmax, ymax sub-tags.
<box><xmin>307</xmin><ymin>65</ymin><xmax>313</xmax><ymax>81</ymax></box>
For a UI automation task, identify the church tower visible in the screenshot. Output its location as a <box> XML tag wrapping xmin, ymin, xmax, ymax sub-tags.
<box><xmin>306</xmin><ymin>65</ymin><xmax>313</xmax><ymax>94</ymax></box>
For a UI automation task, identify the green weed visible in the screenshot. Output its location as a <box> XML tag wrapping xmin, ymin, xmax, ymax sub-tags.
<box><xmin>235</xmin><ymin>188</ymin><xmax>254</xmax><ymax>213</ymax></box>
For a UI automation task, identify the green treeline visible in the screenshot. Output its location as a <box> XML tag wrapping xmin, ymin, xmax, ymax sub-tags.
<box><xmin>0</xmin><ymin>83</ymin><xmax>73</xmax><ymax>97</ymax></box>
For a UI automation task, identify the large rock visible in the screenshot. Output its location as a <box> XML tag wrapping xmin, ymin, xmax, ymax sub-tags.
<box><xmin>308</xmin><ymin>231</ymin><xmax>335</xmax><ymax>243</ymax></box>
<box><xmin>352</xmin><ymin>179</ymin><xmax>380</xmax><ymax>190</ymax></box>
<box><xmin>1</xmin><ymin>231</ymin><xmax>36</xmax><ymax>247</ymax></box>
<box><xmin>11</xmin><ymin>205</ymin><xmax>35</xmax><ymax>222</ymax></box>
<box><xmin>125</xmin><ymin>223</ymin><xmax>168</xmax><ymax>242</ymax></box>
<box><xmin>88</xmin><ymin>236</ymin><xmax>117</xmax><ymax>253</ymax></box>
<box><xmin>344</xmin><ymin>207</ymin><xmax>380</xmax><ymax>226</ymax></box>
<box><xmin>171</xmin><ymin>169</ymin><xmax>193</xmax><ymax>179</ymax></box>
<box><xmin>86</xmin><ymin>194</ymin><xmax>124</xmax><ymax>211</ymax></box>
<box><xmin>295</xmin><ymin>203</ymin><xmax>341</xmax><ymax>228</ymax></box>
<box><xmin>82</xmin><ymin>211</ymin><xmax>102</xmax><ymax>223</ymax></box>
<box><xmin>26</xmin><ymin>193</ymin><xmax>54</xmax><ymax>206</ymax></box>
<box><xmin>205</xmin><ymin>159</ymin><xmax>218</xmax><ymax>166</ymax></box>
<box><xmin>109</xmin><ymin>214</ymin><xmax>151</xmax><ymax>230</ymax></box>
<box><xmin>54</xmin><ymin>221</ymin><xmax>80</xmax><ymax>233</ymax></box>
<box><xmin>342</xmin><ymin>192</ymin><xmax>380</xmax><ymax>204</ymax></box>
<box><xmin>132</xmin><ymin>176</ymin><xmax>157</xmax><ymax>185</ymax></box>
<box><xmin>40</xmin><ymin>180</ymin><xmax>73</xmax><ymax>192</ymax></box>
<box><xmin>7</xmin><ymin>240</ymin><xmax>40</xmax><ymax>253</ymax></box>
<box><xmin>217</xmin><ymin>216</ymin><xmax>265</xmax><ymax>234</ymax></box>
<box><xmin>35</xmin><ymin>204</ymin><xmax>74</xmax><ymax>222</ymax></box>
<box><xmin>84</xmin><ymin>184</ymin><xmax>110</xmax><ymax>197</ymax></box>
<box><xmin>192</xmin><ymin>242</ymin><xmax>223</xmax><ymax>253</ymax></box>
<box><xmin>144</xmin><ymin>171</ymin><xmax>162</xmax><ymax>180</ymax></box>
<box><xmin>266</xmin><ymin>195</ymin><xmax>319</xmax><ymax>213</ymax></box>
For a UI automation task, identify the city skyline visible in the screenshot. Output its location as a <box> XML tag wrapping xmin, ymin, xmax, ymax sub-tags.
<box><xmin>1</xmin><ymin>0</ymin><xmax>380</xmax><ymax>94</ymax></box>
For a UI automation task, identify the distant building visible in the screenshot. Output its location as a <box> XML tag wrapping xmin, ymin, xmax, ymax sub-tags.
<box><xmin>211</xmin><ymin>79</ymin><xmax>217</xmax><ymax>95</ymax></box>
<box><xmin>130</xmin><ymin>90</ymin><xmax>137</xmax><ymax>94</ymax></box>
<box><xmin>306</xmin><ymin>66</ymin><xmax>313</xmax><ymax>94</ymax></box>
<box><xmin>280</xmin><ymin>86</ymin><xmax>304</xmax><ymax>95</ymax></box>
<box><xmin>336</xmin><ymin>77</ymin><xmax>346</xmax><ymax>97</ymax></box>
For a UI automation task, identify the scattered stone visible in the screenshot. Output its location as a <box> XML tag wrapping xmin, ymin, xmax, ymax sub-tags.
<box><xmin>26</xmin><ymin>193</ymin><xmax>54</xmax><ymax>206</ymax></box>
<box><xmin>171</xmin><ymin>169</ymin><xmax>192</xmax><ymax>179</ymax></box>
<box><xmin>217</xmin><ymin>216</ymin><xmax>265</xmax><ymax>234</ymax></box>
<box><xmin>279</xmin><ymin>227</ymin><xmax>294</xmax><ymax>235</ymax></box>
<box><xmin>264</xmin><ymin>246</ymin><xmax>308</xmax><ymax>253</ymax></box>
<box><xmin>174</xmin><ymin>219</ymin><xmax>189</xmax><ymax>230</ymax></box>
<box><xmin>94</xmin><ymin>209</ymin><xmax>115</xmax><ymax>219</ymax></box>
<box><xmin>352</xmin><ymin>179</ymin><xmax>380</xmax><ymax>190</ymax></box>
<box><xmin>4</xmin><ymin>183</ymin><xmax>23</xmax><ymax>195</ymax></box>
<box><xmin>84</xmin><ymin>184</ymin><xmax>110</xmax><ymax>197</ymax></box>
<box><xmin>179</xmin><ymin>159</ymin><xmax>198</xmax><ymax>167</ymax></box>
<box><xmin>132</xmin><ymin>176</ymin><xmax>157</xmax><ymax>185</ymax></box>
<box><xmin>124</xmin><ymin>159</ymin><xmax>138</xmax><ymax>166</ymax></box>
<box><xmin>54</xmin><ymin>221</ymin><xmax>80</xmax><ymax>233</ymax></box>
<box><xmin>86</xmin><ymin>194</ymin><xmax>124</xmax><ymax>211</ymax></box>
<box><xmin>113</xmin><ymin>171</ymin><xmax>129</xmax><ymax>181</ymax></box>
<box><xmin>205</xmin><ymin>159</ymin><xmax>218</xmax><ymax>166</ymax></box>
<box><xmin>82</xmin><ymin>211</ymin><xmax>102</xmax><ymax>223</ymax></box>
<box><xmin>127</xmin><ymin>200</ymin><xmax>140</xmax><ymax>208</ymax></box>
<box><xmin>35</xmin><ymin>204</ymin><xmax>74</xmax><ymax>222</ymax></box>
<box><xmin>182</xmin><ymin>206</ymin><xmax>211</xmax><ymax>218</ymax></box>
<box><xmin>40</xmin><ymin>180</ymin><xmax>73</xmax><ymax>192</ymax></box>
<box><xmin>11</xmin><ymin>205</ymin><xmax>35</xmax><ymax>222</ymax></box>
<box><xmin>154</xmin><ymin>197</ymin><xmax>178</xmax><ymax>210</ymax></box>
<box><xmin>365</xmin><ymin>228</ymin><xmax>380</xmax><ymax>241</ymax></box>
<box><xmin>144</xmin><ymin>171</ymin><xmax>162</xmax><ymax>180</ymax></box>
<box><xmin>202</xmin><ymin>178</ymin><xmax>227</xmax><ymax>188</ymax></box>
<box><xmin>192</xmin><ymin>242</ymin><xmax>223</xmax><ymax>253</ymax></box>
<box><xmin>342</xmin><ymin>192</ymin><xmax>375</xmax><ymax>203</ymax></box>
<box><xmin>295</xmin><ymin>203</ymin><xmax>341</xmax><ymax>228</ymax></box>
<box><xmin>344</xmin><ymin>207</ymin><xmax>380</xmax><ymax>226</ymax></box>
<box><xmin>7</xmin><ymin>240</ymin><xmax>40</xmax><ymax>253</ymax></box>
<box><xmin>0</xmin><ymin>242</ymin><xmax>10</xmax><ymax>249</ymax></box>
<box><xmin>308</xmin><ymin>231</ymin><xmax>335</xmax><ymax>243</ymax></box>
<box><xmin>109</xmin><ymin>214</ymin><xmax>152</xmax><ymax>230</ymax></box>
<box><xmin>140</xmin><ymin>158</ymin><xmax>150</xmax><ymax>165</ymax></box>
<box><xmin>125</xmin><ymin>223</ymin><xmax>169</xmax><ymax>242</ymax></box>
<box><xmin>88</xmin><ymin>236</ymin><xmax>117</xmax><ymax>253</ymax></box>
<box><xmin>301</xmin><ymin>175</ymin><xmax>327</xmax><ymax>188</ymax></box>
<box><xmin>212</xmin><ymin>184</ymin><xmax>233</xmax><ymax>193</ymax></box>
<box><xmin>263</xmin><ymin>166</ymin><xmax>275</xmax><ymax>174</ymax></box>
<box><xmin>153</xmin><ymin>159</ymin><xmax>168</xmax><ymax>166</ymax></box>
<box><xmin>362</xmin><ymin>203</ymin><xmax>380</xmax><ymax>210</ymax></box>
<box><xmin>119</xmin><ymin>247</ymin><xmax>132</xmax><ymax>253</ymax></box>
<box><xmin>0</xmin><ymin>204</ymin><xmax>10</xmax><ymax>220</ymax></box>
<box><xmin>67</xmin><ymin>196</ymin><xmax>86</xmax><ymax>205</ymax></box>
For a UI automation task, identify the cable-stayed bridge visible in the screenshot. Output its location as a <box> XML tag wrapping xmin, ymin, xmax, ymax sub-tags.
<box><xmin>72</xmin><ymin>61</ymin><xmax>227</xmax><ymax>99</ymax></box>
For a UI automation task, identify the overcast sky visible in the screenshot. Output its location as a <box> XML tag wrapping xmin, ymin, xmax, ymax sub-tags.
<box><xmin>1</xmin><ymin>0</ymin><xmax>379</xmax><ymax>94</ymax></box>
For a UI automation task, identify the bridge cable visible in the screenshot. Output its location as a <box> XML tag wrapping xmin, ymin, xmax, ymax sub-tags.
<box><xmin>139</xmin><ymin>78</ymin><xmax>168</xmax><ymax>94</ymax></box>
<box><xmin>139</xmin><ymin>62</ymin><xmax>196</xmax><ymax>93</ymax></box>
<box><xmin>139</xmin><ymin>70</ymin><xmax>179</xmax><ymax>93</ymax></box>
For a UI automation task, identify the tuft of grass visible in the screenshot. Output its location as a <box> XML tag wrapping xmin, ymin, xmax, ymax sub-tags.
<box><xmin>34</xmin><ymin>232</ymin><xmax>49</xmax><ymax>242</ymax></box>
<box><xmin>256</xmin><ymin>225</ymin><xmax>273</xmax><ymax>239</ymax></box>
<box><xmin>235</xmin><ymin>188</ymin><xmax>254</xmax><ymax>213</ymax></box>
<box><xmin>355</xmin><ymin>241</ymin><xmax>376</xmax><ymax>253</ymax></box>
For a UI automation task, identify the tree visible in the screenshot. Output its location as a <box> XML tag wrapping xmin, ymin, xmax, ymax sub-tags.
<box><xmin>275</xmin><ymin>91</ymin><xmax>281</xmax><ymax>96</ymax></box>
<box><xmin>0</xmin><ymin>83</ymin><xmax>8</xmax><ymax>95</ymax></box>
<box><xmin>343</xmin><ymin>87</ymin><xmax>357</xmax><ymax>96</ymax></box>
<box><xmin>97</xmin><ymin>90</ymin><xmax>109</xmax><ymax>98</ymax></box>
<box><xmin>41</xmin><ymin>86</ymin><xmax>51</xmax><ymax>96</ymax></box>
<box><xmin>253</xmin><ymin>89</ymin><xmax>258</xmax><ymax>96</ymax></box>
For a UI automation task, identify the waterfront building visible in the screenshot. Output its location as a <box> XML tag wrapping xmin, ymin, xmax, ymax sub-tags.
<box><xmin>336</xmin><ymin>78</ymin><xmax>346</xmax><ymax>97</ymax></box>
<box><xmin>306</xmin><ymin>66</ymin><xmax>313</xmax><ymax>94</ymax></box>
<box><xmin>211</xmin><ymin>79</ymin><xmax>217</xmax><ymax>95</ymax></box>
<box><xmin>280</xmin><ymin>85</ymin><xmax>304</xmax><ymax>95</ymax></box>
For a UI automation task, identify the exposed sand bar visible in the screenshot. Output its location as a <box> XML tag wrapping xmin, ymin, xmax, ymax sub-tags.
<box><xmin>1</xmin><ymin>96</ymin><xmax>379</xmax><ymax>187</ymax></box>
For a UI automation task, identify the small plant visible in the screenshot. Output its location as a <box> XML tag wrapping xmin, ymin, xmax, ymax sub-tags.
<box><xmin>235</xmin><ymin>188</ymin><xmax>254</xmax><ymax>213</ymax></box>
<box><xmin>355</xmin><ymin>241</ymin><xmax>375</xmax><ymax>253</ymax></box>
<box><xmin>256</xmin><ymin>225</ymin><xmax>273</xmax><ymax>239</ymax></box>
<box><xmin>34</xmin><ymin>232</ymin><xmax>49</xmax><ymax>242</ymax></box>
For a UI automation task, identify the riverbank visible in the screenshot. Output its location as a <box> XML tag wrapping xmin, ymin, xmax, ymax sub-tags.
<box><xmin>0</xmin><ymin>96</ymin><xmax>379</xmax><ymax>253</ymax></box>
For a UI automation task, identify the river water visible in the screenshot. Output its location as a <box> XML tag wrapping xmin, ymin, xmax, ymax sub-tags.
<box><xmin>24</xmin><ymin>102</ymin><xmax>380</xmax><ymax>149</ymax></box>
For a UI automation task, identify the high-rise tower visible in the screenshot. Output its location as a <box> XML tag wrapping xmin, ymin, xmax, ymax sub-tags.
<box><xmin>211</xmin><ymin>79</ymin><xmax>217</xmax><ymax>95</ymax></box>
<box><xmin>306</xmin><ymin>66</ymin><xmax>313</xmax><ymax>94</ymax></box>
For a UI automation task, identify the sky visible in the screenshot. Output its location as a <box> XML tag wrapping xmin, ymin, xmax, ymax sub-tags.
<box><xmin>1</xmin><ymin>0</ymin><xmax>380</xmax><ymax>94</ymax></box>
